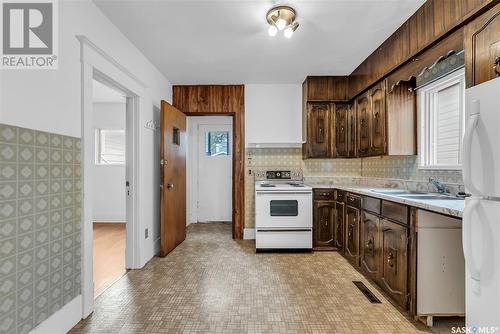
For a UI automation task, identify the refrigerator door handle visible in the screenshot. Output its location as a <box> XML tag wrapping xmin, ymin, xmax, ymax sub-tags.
<box><xmin>463</xmin><ymin>100</ymin><xmax>482</xmax><ymax>197</ymax></box>
<box><xmin>463</xmin><ymin>198</ymin><xmax>481</xmax><ymax>282</ymax></box>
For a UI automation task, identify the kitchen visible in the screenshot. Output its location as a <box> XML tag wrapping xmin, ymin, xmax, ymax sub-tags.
<box><xmin>0</xmin><ymin>0</ymin><xmax>499</xmax><ymax>333</ymax></box>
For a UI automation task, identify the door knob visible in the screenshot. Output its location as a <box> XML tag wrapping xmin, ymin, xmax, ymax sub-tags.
<box><xmin>167</xmin><ymin>183</ymin><xmax>174</xmax><ymax>189</ymax></box>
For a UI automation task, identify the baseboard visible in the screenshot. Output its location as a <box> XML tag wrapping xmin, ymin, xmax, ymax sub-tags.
<box><xmin>243</xmin><ymin>228</ymin><xmax>255</xmax><ymax>240</ymax></box>
<box><xmin>29</xmin><ymin>295</ymin><xmax>82</xmax><ymax>334</ymax></box>
<box><xmin>92</xmin><ymin>220</ymin><xmax>126</xmax><ymax>224</ymax></box>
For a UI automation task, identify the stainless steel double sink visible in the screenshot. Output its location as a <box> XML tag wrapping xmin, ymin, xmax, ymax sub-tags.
<box><xmin>370</xmin><ymin>189</ymin><xmax>464</xmax><ymax>200</ymax></box>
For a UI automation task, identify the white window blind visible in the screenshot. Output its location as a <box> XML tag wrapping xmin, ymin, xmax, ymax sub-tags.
<box><xmin>418</xmin><ymin>68</ymin><xmax>465</xmax><ymax>170</ymax></box>
<box><xmin>95</xmin><ymin>129</ymin><xmax>125</xmax><ymax>165</ymax></box>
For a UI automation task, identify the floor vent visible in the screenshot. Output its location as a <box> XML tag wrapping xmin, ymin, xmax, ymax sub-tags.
<box><xmin>353</xmin><ymin>281</ymin><xmax>382</xmax><ymax>304</ymax></box>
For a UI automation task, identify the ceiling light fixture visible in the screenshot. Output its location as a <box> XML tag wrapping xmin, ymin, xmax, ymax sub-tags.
<box><xmin>266</xmin><ymin>5</ymin><xmax>299</xmax><ymax>38</ymax></box>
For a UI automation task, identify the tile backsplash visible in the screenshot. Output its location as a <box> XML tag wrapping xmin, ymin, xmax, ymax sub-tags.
<box><xmin>0</xmin><ymin>124</ymin><xmax>81</xmax><ymax>334</ymax></box>
<box><xmin>245</xmin><ymin>148</ymin><xmax>463</xmax><ymax>228</ymax></box>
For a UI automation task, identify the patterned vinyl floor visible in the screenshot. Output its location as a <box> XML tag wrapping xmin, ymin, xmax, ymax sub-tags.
<box><xmin>69</xmin><ymin>223</ymin><xmax>463</xmax><ymax>334</ymax></box>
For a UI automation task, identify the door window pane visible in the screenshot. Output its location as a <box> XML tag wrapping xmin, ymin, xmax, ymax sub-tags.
<box><xmin>95</xmin><ymin>129</ymin><xmax>125</xmax><ymax>165</ymax></box>
<box><xmin>205</xmin><ymin>131</ymin><xmax>229</xmax><ymax>156</ymax></box>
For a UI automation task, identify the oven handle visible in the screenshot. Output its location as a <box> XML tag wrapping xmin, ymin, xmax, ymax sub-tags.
<box><xmin>256</xmin><ymin>228</ymin><xmax>312</xmax><ymax>232</ymax></box>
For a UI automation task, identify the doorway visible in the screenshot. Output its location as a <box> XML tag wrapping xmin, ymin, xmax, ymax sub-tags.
<box><xmin>187</xmin><ymin>116</ymin><xmax>233</xmax><ymax>224</ymax></box>
<box><xmin>91</xmin><ymin>79</ymin><xmax>128</xmax><ymax>296</ymax></box>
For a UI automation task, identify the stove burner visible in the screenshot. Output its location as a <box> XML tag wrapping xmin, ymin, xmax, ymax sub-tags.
<box><xmin>288</xmin><ymin>182</ymin><xmax>305</xmax><ymax>187</ymax></box>
<box><xmin>259</xmin><ymin>183</ymin><xmax>276</xmax><ymax>187</ymax></box>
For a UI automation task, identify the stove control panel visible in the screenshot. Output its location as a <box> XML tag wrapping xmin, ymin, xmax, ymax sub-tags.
<box><xmin>266</xmin><ymin>171</ymin><xmax>291</xmax><ymax>179</ymax></box>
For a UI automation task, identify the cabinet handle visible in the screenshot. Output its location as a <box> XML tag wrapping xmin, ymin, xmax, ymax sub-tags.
<box><xmin>366</xmin><ymin>238</ymin><xmax>374</xmax><ymax>256</ymax></box>
<box><xmin>494</xmin><ymin>56</ymin><xmax>500</xmax><ymax>76</ymax></box>
<box><xmin>387</xmin><ymin>252</ymin><xmax>395</xmax><ymax>268</ymax></box>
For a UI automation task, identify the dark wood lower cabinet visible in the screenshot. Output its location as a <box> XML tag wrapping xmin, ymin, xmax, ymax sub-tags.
<box><xmin>334</xmin><ymin>202</ymin><xmax>345</xmax><ymax>249</ymax></box>
<box><xmin>344</xmin><ymin>205</ymin><xmax>360</xmax><ymax>266</ymax></box>
<box><xmin>360</xmin><ymin>211</ymin><xmax>382</xmax><ymax>280</ymax></box>
<box><xmin>379</xmin><ymin>219</ymin><xmax>408</xmax><ymax>309</ymax></box>
<box><xmin>313</xmin><ymin>201</ymin><xmax>335</xmax><ymax>249</ymax></box>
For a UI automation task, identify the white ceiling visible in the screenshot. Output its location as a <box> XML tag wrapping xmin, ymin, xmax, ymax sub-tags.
<box><xmin>93</xmin><ymin>0</ymin><xmax>425</xmax><ymax>84</ymax></box>
<box><xmin>92</xmin><ymin>80</ymin><xmax>126</xmax><ymax>103</ymax></box>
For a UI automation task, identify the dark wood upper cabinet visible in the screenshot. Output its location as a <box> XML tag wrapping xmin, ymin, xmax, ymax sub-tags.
<box><xmin>380</xmin><ymin>219</ymin><xmax>408</xmax><ymax>309</ymax></box>
<box><xmin>386</xmin><ymin>82</ymin><xmax>417</xmax><ymax>155</ymax></box>
<box><xmin>334</xmin><ymin>103</ymin><xmax>349</xmax><ymax>157</ymax></box>
<box><xmin>360</xmin><ymin>212</ymin><xmax>382</xmax><ymax>280</ymax></box>
<box><xmin>465</xmin><ymin>2</ymin><xmax>500</xmax><ymax>87</ymax></box>
<box><xmin>356</xmin><ymin>93</ymin><xmax>371</xmax><ymax>157</ymax></box>
<box><xmin>303</xmin><ymin>76</ymin><xmax>349</xmax><ymax>101</ymax></box>
<box><xmin>305</xmin><ymin>103</ymin><xmax>332</xmax><ymax>158</ymax></box>
<box><xmin>347</xmin><ymin>105</ymin><xmax>357</xmax><ymax>158</ymax></box>
<box><xmin>313</xmin><ymin>201</ymin><xmax>336</xmax><ymax>250</ymax></box>
<box><xmin>369</xmin><ymin>81</ymin><xmax>387</xmax><ymax>156</ymax></box>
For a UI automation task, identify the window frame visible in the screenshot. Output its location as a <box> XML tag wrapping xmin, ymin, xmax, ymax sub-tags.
<box><xmin>94</xmin><ymin>128</ymin><xmax>126</xmax><ymax>166</ymax></box>
<box><xmin>205</xmin><ymin>131</ymin><xmax>230</xmax><ymax>157</ymax></box>
<box><xmin>417</xmin><ymin>67</ymin><xmax>465</xmax><ymax>170</ymax></box>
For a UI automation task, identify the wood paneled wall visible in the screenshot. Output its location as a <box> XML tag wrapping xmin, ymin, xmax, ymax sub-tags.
<box><xmin>172</xmin><ymin>85</ymin><xmax>245</xmax><ymax>239</ymax></box>
<box><xmin>348</xmin><ymin>0</ymin><xmax>495</xmax><ymax>98</ymax></box>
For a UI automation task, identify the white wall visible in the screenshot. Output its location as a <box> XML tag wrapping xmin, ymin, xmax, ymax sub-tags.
<box><xmin>92</xmin><ymin>102</ymin><xmax>126</xmax><ymax>222</ymax></box>
<box><xmin>0</xmin><ymin>1</ymin><xmax>171</xmax><ymax>324</ymax></box>
<box><xmin>245</xmin><ymin>84</ymin><xmax>302</xmax><ymax>146</ymax></box>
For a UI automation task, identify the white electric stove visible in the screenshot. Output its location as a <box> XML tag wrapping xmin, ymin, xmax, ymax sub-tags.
<box><xmin>254</xmin><ymin>170</ymin><xmax>312</xmax><ymax>251</ymax></box>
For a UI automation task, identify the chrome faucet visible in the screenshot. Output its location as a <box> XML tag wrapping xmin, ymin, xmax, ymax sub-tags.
<box><xmin>429</xmin><ymin>177</ymin><xmax>446</xmax><ymax>193</ymax></box>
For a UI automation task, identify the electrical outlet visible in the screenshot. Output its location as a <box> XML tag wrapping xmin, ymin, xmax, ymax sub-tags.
<box><xmin>145</xmin><ymin>228</ymin><xmax>149</xmax><ymax>239</ymax></box>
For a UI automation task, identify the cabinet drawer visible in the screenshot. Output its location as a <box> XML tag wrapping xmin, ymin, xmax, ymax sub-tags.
<box><xmin>335</xmin><ymin>190</ymin><xmax>346</xmax><ymax>202</ymax></box>
<box><xmin>314</xmin><ymin>189</ymin><xmax>335</xmax><ymax>201</ymax></box>
<box><xmin>362</xmin><ymin>196</ymin><xmax>381</xmax><ymax>215</ymax></box>
<box><xmin>382</xmin><ymin>201</ymin><xmax>409</xmax><ymax>225</ymax></box>
<box><xmin>346</xmin><ymin>193</ymin><xmax>361</xmax><ymax>208</ymax></box>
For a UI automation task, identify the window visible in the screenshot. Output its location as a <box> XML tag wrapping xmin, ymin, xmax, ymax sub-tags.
<box><xmin>205</xmin><ymin>131</ymin><xmax>229</xmax><ymax>156</ymax></box>
<box><xmin>95</xmin><ymin>129</ymin><xmax>125</xmax><ymax>165</ymax></box>
<box><xmin>418</xmin><ymin>68</ymin><xmax>465</xmax><ymax>170</ymax></box>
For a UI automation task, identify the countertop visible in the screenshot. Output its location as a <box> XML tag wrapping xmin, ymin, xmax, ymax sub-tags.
<box><xmin>307</xmin><ymin>184</ymin><xmax>465</xmax><ymax>218</ymax></box>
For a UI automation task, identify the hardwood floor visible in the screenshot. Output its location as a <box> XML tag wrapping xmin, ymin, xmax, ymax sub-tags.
<box><xmin>93</xmin><ymin>223</ymin><xmax>126</xmax><ymax>296</ymax></box>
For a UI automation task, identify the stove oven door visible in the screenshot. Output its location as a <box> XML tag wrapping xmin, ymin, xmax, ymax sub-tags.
<box><xmin>255</xmin><ymin>190</ymin><xmax>312</xmax><ymax>229</ymax></box>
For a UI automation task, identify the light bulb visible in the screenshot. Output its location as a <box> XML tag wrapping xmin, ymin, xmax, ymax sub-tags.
<box><xmin>275</xmin><ymin>18</ymin><xmax>287</xmax><ymax>31</ymax></box>
<box><xmin>284</xmin><ymin>26</ymin><xmax>294</xmax><ymax>38</ymax></box>
<box><xmin>268</xmin><ymin>25</ymin><xmax>278</xmax><ymax>37</ymax></box>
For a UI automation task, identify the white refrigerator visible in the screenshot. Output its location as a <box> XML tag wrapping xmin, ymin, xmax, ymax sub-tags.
<box><xmin>462</xmin><ymin>76</ymin><xmax>500</xmax><ymax>331</ymax></box>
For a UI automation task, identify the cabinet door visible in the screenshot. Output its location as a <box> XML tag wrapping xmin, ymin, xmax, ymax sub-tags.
<box><xmin>360</xmin><ymin>212</ymin><xmax>382</xmax><ymax>280</ymax></box>
<box><xmin>313</xmin><ymin>201</ymin><xmax>335</xmax><ymax>249</ymax></box>
<box><xmin>465</xmin><ymin>2</ymin><xmax>500</xmax><ymax>87</ymax></box>
<box><xmin>334</xmin><ymin>104</ymin><xmax>349</xmax><ymax>157</ymax></box>
<box><xmin>369</xmin><ymin>82</ymin><xmax>387</xmax><ymax>156</ymax></box>
<box><xmin>380</xmin><ymin>219</ymin><xmax>408</xmax><ymax>309</ymax></box>
<box><xmin>344</xmin><ymin>205</ymin><xmax>360</xmax><ymax>266</ymax></box>
<box><xmin>334</xmin><ymin>202</ymin><xmax>345</xmax><ymax>249</ymax></box>
<box><xmin>307</xmin><ymin>103</ymin><xmax>332</xmax><ymax>158</ymax></box>
<box><xmin>347</xmin><ymin>104</ymin><xmax>357</xmax><ymax>158</ymax></box>
<box><xmin>356</xmin><ymin>93</ymin><xmax>370</xmax><ymax>157</ymax></box>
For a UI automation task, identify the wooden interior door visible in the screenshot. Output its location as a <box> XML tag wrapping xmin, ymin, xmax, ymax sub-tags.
<box><xmin>160</xmin><ymin>101</ymin><xmax>187</xmax><ymax>257</ymax></box>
